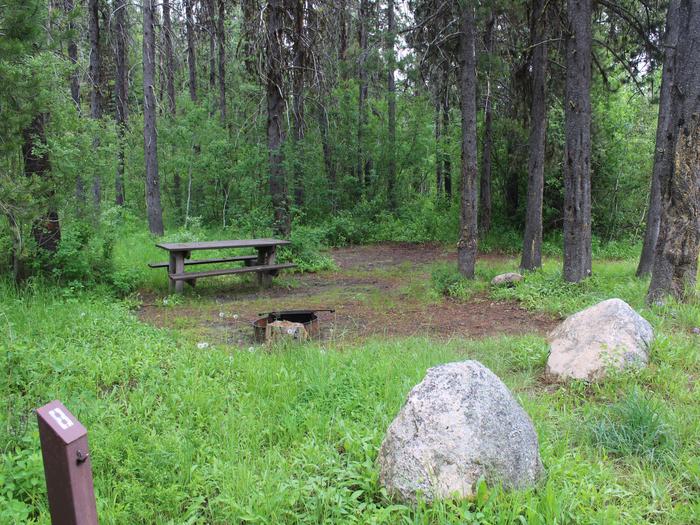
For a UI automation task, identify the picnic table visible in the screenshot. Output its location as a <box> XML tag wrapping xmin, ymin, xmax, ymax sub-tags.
<box><xmin>151</xmin><ymin>238</ymin><xmax>295</xmax><ymax>293</ymax></box>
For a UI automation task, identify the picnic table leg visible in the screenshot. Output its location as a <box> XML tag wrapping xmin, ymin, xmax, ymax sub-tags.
<box><xmin>174</xmin><ymin>252</ymin><xmax>185</xmax><ymax>293</ymax></box>
<box><xmin>168</xmin><ymin>253</ymin><xmax>177</xmax><ymax>293</ymax></box>
<box><xmin>262</xmin><ymin>246</ymin><xmax>276</xmax><ymax>288</ymax></box>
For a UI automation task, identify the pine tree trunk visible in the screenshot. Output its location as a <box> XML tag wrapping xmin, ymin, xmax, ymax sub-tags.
<box><xmin>435</xmin><ymin>93</ymin><xmax>443</xmax><ymax>195</ymax></box>
<box><xmin>22</xmin><ymin>114</ymin><xmax>61</xmax><ymax>259</ymax></box>
<box><xmin>357</xmin><ymin>0</ymin><xmax>370</xmax><ymax>189</ymax></box>
<box><xmin>479</xmin><ymin>12</ymin><xmax>495</xmax><ymax>237</ymax></box>
<box><xmin>267</xmin><ymin>0</ymin><xmax>290</xmax><ymax>236</ymax></box>
<box><xmin>208</xmin><ymin>0</ymin><xmax>216</xmax><ymax>96</ymax></box>
<box><xmin>318</xmin><ymin>105</ymin><xmax>337</xmax><ymax>211</ymax></box>
<box><xmin>185</xmin><ymin>0</ymin><xmax>197</xmax><ymax>102</ymax></box>
<box><xmin>217</xmin><ymin>0</ymin><xmax>226</xmax><ymax>124</ymax></box>
<box><xmin>386</xmin><ymin>0</ymin><xmax>397</xmax><ymax>210</ymax></box>
<box><xmin>114</xmin><ymin>0</ymin><xmax>128</xmax><ymax>206</ymax></box>
<box><xmin>457</xmin><ymin>4</ymin><xmax>479</xmax><ymax>278</ymax></box>
<box><xmin>647</xmin><ymin>0</ymin><xmax>700</xmax><ymax>303</ymax></box>
<box><xmin>441</xmin><ymin>61</ymin><xmax>452</xmax><ymax>198</ymax></box>
<box><xmin>563</xmin><ymin>0</ymin><xmax>592</xmax><ymax>282</ymax></box>
<box><xmin>637</xmin><ymin>0</ymin><xmax>680</xmax><ymax>277</ymax></box>
<box><xmin>64</xmin><ymin>0</ymin><xmax>80</xmax><ymax>108</ymax></box>
<box><xmin>521</xmin><ymin>0</ymin><xmax>548</xmax><ymax>270</ymax></box>
<box><xmin>292</xmin><ymin>0</ymin><xmax>305</xmax><ymax>207</ymax></box>
<box><xmin>88</xmin><ymin>0</ymin><xmax>102</xmax><ymax>209</ymax></box>
<box><xmin>163</xmin><ymin>0</ymin><xmax>176</xmax><ymax>116</ymax></box>
<box><xmin>143</xmin><ymin>0</ymin><xmax>164</xmax><ymax>236</ymax></box>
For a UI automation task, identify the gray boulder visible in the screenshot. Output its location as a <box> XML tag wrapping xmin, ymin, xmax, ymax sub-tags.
<box><xmin>546</xmin><ymin>298</ymin><xmax>653</xmax><ymax>381</ymax></box>
<box><xmin>378</xmin><ymin>360</ymin><xmax>544</xmax><ymax>503</ymax></box>
<box><xmin>491</xmin><ymin>272</ymin><xmax>523</xmax><ymax>287</ymax></box>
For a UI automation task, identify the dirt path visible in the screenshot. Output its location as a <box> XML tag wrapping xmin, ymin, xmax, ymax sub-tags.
<box><xmin>138</xmin><ymin>243</ymin><xmax>559</xmax><ymax>346</ymax></box>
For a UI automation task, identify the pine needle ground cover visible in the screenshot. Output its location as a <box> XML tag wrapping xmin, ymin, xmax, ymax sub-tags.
<box><xmin>1</xmin><ymin>249</ymin><xmax>699</xmax><ymax>524</ymax></box>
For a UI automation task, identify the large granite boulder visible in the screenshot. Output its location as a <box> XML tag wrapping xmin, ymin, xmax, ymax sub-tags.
<box><xmin>378</xmin><ymin>361</ymin><xmax>544</xmax><ymax>503</ymax></box>
<box><xmin>490</xmin><ymin>272</ymin><xmax>524</xmax><ymax>287</ymax></box>
<box><xmin>546</xmin><ymin>298</ymin><xmax>653</xmax><ymax>381</ymax></box>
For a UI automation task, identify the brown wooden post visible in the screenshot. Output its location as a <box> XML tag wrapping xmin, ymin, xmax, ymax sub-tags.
<box><xmin>167</xmin><ymin>252</ymin><xmax>177</xmax><ymax>293</ymax></box>
<box><xmin>262</xmin><ymin>245</ymin><xmax>276</xmax><ymax>288</ymax></box>
<box><xmin>174</xmin><ymin>252</ymin><xmax>185</xmax><ymax>293</ymax></box>
<box><xmin>36</xmin><ymin>401</ymin><xmax>98</xmax><ymax>525</ymax></box>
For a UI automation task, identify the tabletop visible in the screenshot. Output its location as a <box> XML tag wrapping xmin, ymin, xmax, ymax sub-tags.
<box><xmin>156</xmin><ymin>238</ymin><xmax>290</xmax><ymax>252</ymax></box>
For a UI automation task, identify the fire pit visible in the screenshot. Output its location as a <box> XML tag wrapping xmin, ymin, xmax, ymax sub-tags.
<box><xmin>252</xmin><ymin>309</ymin><xmax>334</xmax><ymax>343</ymax></box>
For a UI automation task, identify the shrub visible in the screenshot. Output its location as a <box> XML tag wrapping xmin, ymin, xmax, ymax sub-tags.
<box><xmin>278</xmin><ymin>224</ymin><xmax>336</xmax><ymax>273</ymax></box>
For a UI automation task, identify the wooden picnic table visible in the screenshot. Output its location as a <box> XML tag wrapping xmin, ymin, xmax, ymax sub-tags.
<box><xmin>153</xmin><ymin>238</ymin><xmax>294</xmax><ymax>293</ymax></box>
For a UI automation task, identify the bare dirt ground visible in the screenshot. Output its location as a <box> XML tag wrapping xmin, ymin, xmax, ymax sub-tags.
<box><xmin>138</xmin><ymin>243</ymin><xmax>559</xmax><ymax>346</ymax></box>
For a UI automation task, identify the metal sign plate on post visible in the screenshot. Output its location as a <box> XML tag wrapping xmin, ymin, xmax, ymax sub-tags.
<box><xmin>36</xmin><ymin>400</ymin><xmax>98</xmax><ymax>525</ymax></box>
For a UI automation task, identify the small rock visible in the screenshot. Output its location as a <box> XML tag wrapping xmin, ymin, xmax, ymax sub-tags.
<box><xmin>491</xmin><ymin>272</ymin><xmax>523</xmax><ymax>287</ymax></box>
<box><xmin>546</xmin><ymin>298</ymin><xmax>653</xmax><ymax>381</ymax></box>
<box><xmin>197</xmin><ymin>342</ymin><xmax>209</xmax><ymax>349</ymax></box>
<box><xmin>378</xmin><ymin>360</ymin><xmax>544</xmax><ymax>503</ymax></box>
<box><xmin>692</xmin><ymin>327</ymin><xmax>700</xmax><ymax>335</ymax></box>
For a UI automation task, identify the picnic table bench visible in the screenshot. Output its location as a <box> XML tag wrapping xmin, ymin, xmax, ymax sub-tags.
<box><xmin>151</xmin><ymin>238</ymin><xmax>295</xmax><ymax>293</ymax></box>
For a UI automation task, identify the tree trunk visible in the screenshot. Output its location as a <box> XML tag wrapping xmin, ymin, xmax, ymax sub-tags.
<box><xmin>339</xmin><ymin>0</ymin><xmax>348</xmax><ymax>77</ymax></box>
<box><xmin>637</xmin><ymin>0</ymin><xmax>680</xmax><ymax>277</ymax></box>
<box><xmin>318</xmin><ymin>105</ymin><xmax>337</xmax><ymax>211</ymax></box>
<box><xmin>479</xmin><ymin>12</ymin><xmax>495</xmax><ymax>237</ymax></box>
<box><xmin>163</xmin><ymin>0</ymin><xmax>176</xmax><ymax>115</ymax></box>
<box><xmin>208</xmin><ymin>0</ymin><xmax>216</xmax><ymax>96</ymax></box>
<box><xmin>647</xmin><ymin>0</ymin><xmax>700</xmax><ymax>303</ymax></box>
<box><xmin>266</xmin><ymin>0</ymin><xmax>290</xmax><ymax>236</ymax></box>
<box><xmin>217</xmin><ymin>0</ymin><xmax>226</xmax><ymax>124</ymax></box>
<box><xmin>185</xmin><ymin>0</ymin><xmax>197</xmax><ymax>102</ymax></box>
<box><xmin>292</xmin><ymin>0</ymin><xmax>305</xmax><ymax>207</ymax></box>
<box><xmin>386</xmin><ymin>0</ymin><xmax>397</xmax><ymax>210</ymax></box>
<box><xmin>64</xmin><ymin>0</ymin><xmax>80</xmax><ymax>109</ymax></box>
<box><xmin>114</xmin><ymin>0</ymin><xmax>128</xmax><ymax>206</ymax></box>
<box><xmin>143</xmin><ymin>0</ymin><xmax>164</xmax><ymax>236</ymax></box>
<box><xmin>435</xmin><ymin>93</ymin><xmax>443</xmax><ymax>195</ymax></box>
<box><xmin>457</xmin><ymin>4</ymin><xmax>478</xmax><ymax>278</ymax></box>
<box><xmin>521</xmin><ymin>0</ymin><xmax>548</xmax><ymax>270</ymax></box>
<box><xmin>357</xmin><ymin>0</ymin><xmax>369</xmax><ymax>189</ymax></box>
<box><xmin>441</xmin><ymin>61</ymin><xmax>452</xmax><ymax>198</ymax></box>
<box><xmin>88</xmin><ymin>0</ymin><xmax>102</xmax><ymax>209</ymax></box>
<box><xmin>22</xmin><ymin>114</ymin><xmax>61</xmax><ymax>263</ymax></box>
<box><xmin>563</xmin><ymin>0</ymin><xmax>592</xmax><ymax>282</ymax></box>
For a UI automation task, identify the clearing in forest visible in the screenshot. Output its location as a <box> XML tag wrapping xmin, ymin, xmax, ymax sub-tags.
<box><xmin>138</xmin><ymin>243</ymin><xmax>559</xmax><ymax>346</ymax></box>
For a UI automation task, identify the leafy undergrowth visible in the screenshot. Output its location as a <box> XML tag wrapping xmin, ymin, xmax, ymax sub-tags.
<box><xmin>1</xmin><ymin>255</ymin><xmax>699</xmax><ymax>524</ymax></box>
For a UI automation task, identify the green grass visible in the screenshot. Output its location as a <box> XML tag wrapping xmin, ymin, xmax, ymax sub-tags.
<box><xmin>1</xmin><ymin>249</ymin><xmax>699</xmax><ymax>523</ymax></box>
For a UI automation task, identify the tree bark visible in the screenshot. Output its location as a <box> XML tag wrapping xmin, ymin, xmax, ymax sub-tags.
<box><xmin>457</xmin><ymin>4</ymin><xmax>479</xmax><ymax>278</ymax></box>
<box><xmin>143</xmin><ymin>0</ymin><xmax>164</xmax><ymax>236</ymax></box>
<box><xmin>208</xmin><ymin>0</ymin><xmax>216</xmax><ymax>96</ymax></box>
<box><xmin>521</xmin><ymin>0</ymin><xmax>548</xmax><ymax>271</ymax></box>
<box><xmin>266</xmin><ymin>0</ymin><xmax>290</xmax><ymax>236</ymax></box>
<box><xmin>64</xmin><ymin>0</ymin><xmax>80</xmax><ymax>109</ymax></box>
<box><xmin>386</xmin><ymin>0</ymin><xmax>397</xmax><ymax>210</ymax></box>
<box><xmin>22</xmin><ymin>114</ymin><xmax>61</xmax><ymax>261</ymax></box>
<box><xmin>637</xmin><ymin>0</ymin><xmax>680</xmax><ymax>277</ymax></box>
<box><xmin>357</xmin><ymin>0</ymin><xmax>369</xmax><ymax>189</ymax></box>
<box><xmin>185</xmin><ymin>0</ymin><xmax>197</xmax><ymax>102</ymax></box>
<box><xmin>563</xmin><ymin>0</ymin><xmax>592</xmax><ymax>282</ymax></box>
<box><xmin>647</xmin><ymin>0</ymin><xmax>700</xmax><ymax>303</ymax></box>
<box><xmin>479</xmin><ymin>12</ymin><xmax>495</xmax><ymax>237</ymax></box>
<box><xmin>114</xmin><ymin>0</ymin><xmax>128</xmax><ymax>206</ymax></box>
<box><xmin>442</xmin><ymin>68</ymin><xmax>452</xmax><ymax>199</ymax></box>
<box><xmin>163</xmin><ymin>0</ymin><xmax>176</xmax><ymax>116</ymax></box>
<box><xmin>292</xmin><ymin>0</ymin><xmax>305</xmax><ymax>207</ymax></box>
<box><xmin>88</xmin><ymin>0</ymin><xmax>102</xmax><ymax>208</ymax></box>
<box><xmin>435</xmin><ymin>92</ymin><xmax>443</xmax><ymax>195</ymax></box>
<box><xmin>217</xmin><ymin>0</ymin><xmax>226</xmax><ymax>124</ymax></box>
<box><xmin>318</xmin><ymin>104</ymin><xmax>337</xmax><ymax>211</ymax></box>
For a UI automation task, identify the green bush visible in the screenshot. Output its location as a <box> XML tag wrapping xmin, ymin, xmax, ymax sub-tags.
<box><xmin>278</xmin><ymin>224</ymin><xmax>336</xmax><ymax>273</ymax></box>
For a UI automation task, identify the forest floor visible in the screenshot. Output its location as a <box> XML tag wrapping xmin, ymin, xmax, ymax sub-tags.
<box><xmin>138</xmin><ymin>243</ymin><xmax>559</xmax><ymax>346</ymax></box>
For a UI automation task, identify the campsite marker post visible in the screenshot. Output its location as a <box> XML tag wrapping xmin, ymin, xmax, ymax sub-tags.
<box><xmin>36</xmin><ymin>400</ymin><xmax>98</xmax><ymax>525</ymax></box>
